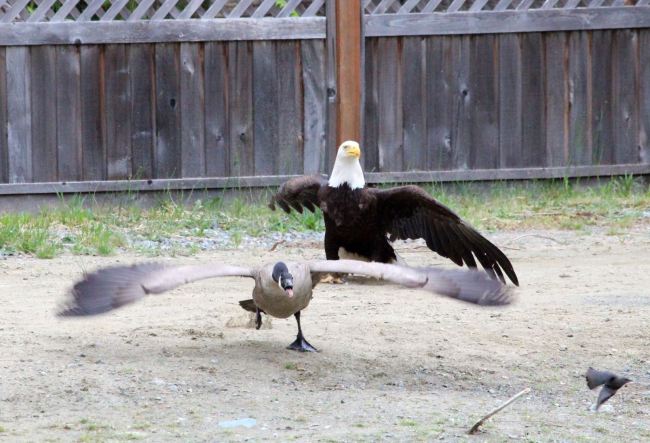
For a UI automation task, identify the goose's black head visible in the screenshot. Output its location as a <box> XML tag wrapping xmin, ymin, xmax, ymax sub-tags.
<box><xmin>272</xmin><ymin>262</ymin><xmax>294</xmax><ymax>297</ymax></box>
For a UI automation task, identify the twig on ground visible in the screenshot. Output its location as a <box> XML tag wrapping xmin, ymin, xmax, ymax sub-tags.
<box><xmin>468</xmin><ymin>387</ymin><xmax>531</xmax><ymax>435</ymax></box>
<box><xmin>505</xmin><ymin>234</ymin><xmax>565</xmax><ymax>245</ymax></box>
<box><xmin>268</xmin><ymin>239</ymin><xmax>286</xmax><ymax>252</ymax></box>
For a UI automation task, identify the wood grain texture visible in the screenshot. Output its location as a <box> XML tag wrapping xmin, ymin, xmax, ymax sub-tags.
<box><xmin>469</xmin><ymin>34</ymin><xmax>498</xmax><ymax>169</ymax></box>
<box><xmin>362</xmin><ymin>37</ymin><xmax>379</xmax><ymax>172</ymax></box>
<box><xmin>6</xmin><ymin>47</ymin><xmax>32</xmax><ymax>183</ymax></box>
<box><xmin>55</xmin><ymin>46</ymin><xmax>83</xmax><ymax>181</ymax></box>
<box><xmin>0</xmin><ymin>18</ymin><xmax>326</xmax><ymax>46</ymax></box>
<box><xmin>0</xmin><ymin>48</ymin><xmax>7</xmax><ymax>183</ymax></box>
<box><xmin>129</xmin><ymin>44</ymin><xmax>155</xmax><ymax>178</ymax></box>
<box><xmin>180</xmin><ymin>42</ymin><xmax>206</xmax><ymax>177</ymax></box>
<box><xmin>204</xmin><ymin>42</ymin><xmax>229</xmax><ymax>177</ymax></box>
<box><xmin>377</xmin><ymin>37</ymin><xmax>403</xmax><ymax>171</ymax></box>
<box><xmin>568</xmin><ymin>31</ymin><xmax>592</xmax><ymax>165</ymax></box>
<box><xmin>154</xmin><ymin>43</ymin><xmax>181</xmax><ymax>178</ymax></box>
<box><xmin>80</xmin><ymin>45</ymin><xmax>106</xmax><ymax>180</ymax></box>
<box><xmin>426</xmin><ymin>36</ymin><xmax>454</xmax><ymax>170</ymax></box>
<box><xmin>252</xmin><ymin>41</ymin><xmax>278</xmax><ymax>175</ymax></box>
<box><xmin>301</xmin><ymin>39</ymin><xmax>327</xmax><ymax>174</ymax></box>
<box><xmin>499</xmin><ymin>34</ymin><xmax>523</xmax><ymax>168</ymax></box>
<box><xmin>612</xmin><ymin>29</ymin><xmax>640</xmax><ymax>164</ymax></box>
<box><xmin>365</xmin><ymin>8</ymin><xmax>650</xmax><ymax>37</ymax></box>
<box><xmin>228</xmin><ymin>41</ymin><xmax>254</xmax><ymax>176</ymax></box>
<box><xmin>30</xmin><ymin>45</ymin><xmax>58</xmax><ymax>182</ymax></box>
<box><xmin>449</xmin><ymin>36</ymin><xmax>471</xmax><ymax>169</ymax></box>
<box><xmin>591</xmin><ymin>30</ymin><xmax>614</xmax><ymax>165</ymax></box>
<box><xmin>276</xmin><ymin>41</ymin><xmax>303</xmax><ymax>175</ymax></box>
<box><xmin>104</xmin><ymin>44</ymin><xmax>131</xmax><ymax>179</ymax></box>
<box><xmin>401</xmin><ymin>37</ymin><xmax>427</xmax><ymax>170</ymax></box>
<box><xmin>520</xmin><ymin>33</ymin><xmax>545</xmax><ymax>167</ymax></box>
<box><xmin>544</xmin><ymin>32</ymin><xmax>569</xmax><ymax>167</ymax></box>
<box><xmin>325</xmin><ymin>0</ymin><xmax>337</xmax><ymax>170</ymax></box>
<box><xmin>639</xmin><ymin>29</ymin><xmax>650</xmax><ymax>164</ymax></box>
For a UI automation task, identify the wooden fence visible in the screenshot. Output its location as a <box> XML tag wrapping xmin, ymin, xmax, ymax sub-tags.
<box><xmin>0</xmin><ymin>0</ymin><xmax>649</xmax><ymax>195</ymax></box>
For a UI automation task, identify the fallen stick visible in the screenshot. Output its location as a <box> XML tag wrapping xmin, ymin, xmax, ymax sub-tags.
<box><xmin>468</xmin><ymin>387</ymin><xmax>531</xmax><ymax>435</ymax></box>
<box><xmin>505</xmin><ymin>234</ymin><xmax>565</xmax><ymax>245</ymax></box>
<box><xmin>268</xmin><ymin>239</ymin><xmax>286</xmax><ymax>252</ymax></box>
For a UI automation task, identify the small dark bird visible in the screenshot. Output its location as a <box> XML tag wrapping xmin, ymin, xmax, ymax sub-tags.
<box><xmin>58</xmin><ymin>259</ymin><xmax>513</xmax><ymax>352</ymax></box>
<box><xmin>585</xmin><ymin>367</ymin><xmax>631</xmax><ymax>410</ymax></box>
<box><xmin>269</xmin><ymin>141</ymin><xmax>518</xmax><ymax>285</ymax></box>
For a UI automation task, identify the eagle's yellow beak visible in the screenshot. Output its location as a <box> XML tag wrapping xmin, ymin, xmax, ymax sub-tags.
<box><xmin>344</xmin><ymin>143</ymin><xmax>361</xmax><ymax>159</ymax></box>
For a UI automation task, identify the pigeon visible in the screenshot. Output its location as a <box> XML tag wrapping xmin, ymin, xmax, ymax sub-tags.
<box><xmin>585</xmin><ymin>367</ymin><xmax>631</xmax><ymax>410</ymax></box>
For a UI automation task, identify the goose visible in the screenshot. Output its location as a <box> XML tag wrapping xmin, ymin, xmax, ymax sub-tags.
<box><xmin>59</xmin><ymin>259</ymin><xmax>513</xmax><ymax>352</ymax></box>
<box><xmin>269</xmin><ymin>141</ymin><xmax>518</xmax><ymax>285</ymax></box>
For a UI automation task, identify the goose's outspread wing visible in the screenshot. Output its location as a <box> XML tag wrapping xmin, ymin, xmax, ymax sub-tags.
<box><xmin>59</xmin><ymin>263</ymin><xmax>254</xmax><ymax>316</ymax></box>
<box><xmin>308</xmin><ymin>260</ymin><xmax>513</xmax><ymax>306</ymax></box>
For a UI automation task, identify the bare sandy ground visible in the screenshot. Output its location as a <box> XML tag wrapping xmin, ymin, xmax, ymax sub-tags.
<box><xmin>1</xmin><ymin>228</ymin><xmax>649</xmax><ymax>442</ymax></box>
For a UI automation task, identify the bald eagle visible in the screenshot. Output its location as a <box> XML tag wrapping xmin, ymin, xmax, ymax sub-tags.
<box><xmin>269</xmin><ymin>141</ymin><xmax>519</xmax><ymax>286</ymax></box>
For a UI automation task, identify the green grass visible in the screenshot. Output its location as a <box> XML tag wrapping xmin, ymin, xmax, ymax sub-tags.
<box><xmin>0</xmin><ymin>176</ymin><xmax>648</xmax><ymax>259</ymax></box>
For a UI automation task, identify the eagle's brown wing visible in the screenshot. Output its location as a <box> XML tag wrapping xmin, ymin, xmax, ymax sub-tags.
<box><xmin>308</xmin><ymin>260</ymin><xmax>513</xmax><ymax>306</ymax></box>
<box><xmin>368</xmin><ymin>185</ymin><xmax>518</xmax><ymax>286</ymax></box>
<box><xmin>58</xmin><ymin>263</ymin><xmax>254</xmax><ymax>316</ymax></box>
<box><xmin>268</xmin><ymin>174</ymin><xmax>328</xmax><ymax>214</ymax></box>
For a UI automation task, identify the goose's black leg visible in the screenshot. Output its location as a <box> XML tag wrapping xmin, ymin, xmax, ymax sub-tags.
<box><xmin>287</xmin><ymin>311</ymin><xmax>317</xmax><ymax>352</ymax></box>
<box><xmin>255</xmin><ymin>308</ymin><xmax>263</xmax><ymax>330</ymax></box>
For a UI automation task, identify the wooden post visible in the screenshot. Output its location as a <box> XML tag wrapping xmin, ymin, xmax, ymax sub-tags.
<box><xmin>331</xmin><ymin>0</ymin><xmax>363</xmax><ymax>148</ymax></box>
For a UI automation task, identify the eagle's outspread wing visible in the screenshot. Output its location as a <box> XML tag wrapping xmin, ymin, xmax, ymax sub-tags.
<box><xmin>308</xmin><ymin>259</ymin><xmax>514</xmax><ymax>306</ymax></box>
<box><xmin>59</xmin><ymin>263</ymin><xmax>254</xmax><ymax>316</ymax></box>
<box><xmin>369</xmin><ymin>185</ymin><xmax>518</xmax><ymax>286</ymax></box>
<box><xmin>269</xmin><ymin>174</ymin><xmax>328</xmax><ymax>214</ymax></box>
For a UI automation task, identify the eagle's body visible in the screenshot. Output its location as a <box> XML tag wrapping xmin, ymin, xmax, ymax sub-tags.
<box><xmin>270</xmin><ymin>141</ymin><xmax>519</xmax><ymax>286</ymax></box>
<box><xmin>319</xmin><ymin>184</ymin><xmax>397</xmax><ymax>263</ymax></box>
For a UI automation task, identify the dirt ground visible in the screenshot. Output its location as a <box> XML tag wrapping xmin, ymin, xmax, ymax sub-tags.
<box><xmin>1</xmin><ymin>228</ymin><xmax>649</xmax><ymax>442</ymax></box>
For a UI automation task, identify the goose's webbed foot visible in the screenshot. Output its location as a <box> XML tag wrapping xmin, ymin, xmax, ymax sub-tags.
<box><xmin>287</xmin><ymin>311</ymin><xmax>318</xmax><ymax>352</ymax></box>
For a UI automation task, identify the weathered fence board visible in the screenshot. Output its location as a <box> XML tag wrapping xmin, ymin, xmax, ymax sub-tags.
<box><xmin>612</xmin><ymin>29</ymin><xmax>640</xmax><ymax>164</ymax></box>
<box><xmin>180</xmin><ymin>42</ymin><xmax>206</xmax><ymax>178</ymax></box>
<box><xmin>568</xmin><ymin>31</ymin><xmax>591</xmax><ymax>165</ymax></box>
<box><xmin>362</xmin><ymin>37</ymin><xmax>380</xmax><ymax>172</ymax></box>
<box><xmin>498</xmin><ymin>33</ymin><xmax>523</xmax><ymax>168</ymax></box>
<box><xmin>104</xmin><ymin>44</ymin><xmax>131</xmax><ymax>180</ymax></box>
<box><xmin>520</xmin><ymin>33</ymin><xmax>546</xmax><ymax>167</ymax></box>
<box><xmin>376</xmin><ymin>37</ymin><xmax>403</xmax><ymax>171</ymax></box>
<box><xmin>401</xmin><ymin>37</ymin><xmax>427</xmax><ymax>171</ymax></box>
<box><xmin>425</xmin><ymin>36</ymin><xmax>453</xmax><ymax>170</ymax></box>
<box><xmin>6</xmin><ymin>47</ymin><xmax>32</xmax><ymax>183</ymax></box>
<box><xmin>0</xmin><ymin>47</ymin><xmax>7</xmax><ymax>184</ymax></box>
<box><xmin>252</xmin><ymin>41</ymin><xmax>278</xmax><ymax>176</ymax></box>
<box><xmin>640</xmin><ymin>31</ymin><xmax>650</xmax><ymax>164</ymax></box>
<box><xmin>80</xmin><ymin>45</ymin><xmax>106</xmax><ymax>181</ymax></box>
<box><xmin>129</xmin><ymin>44</ymin><xmax>155</xmax><ymax>179</ymax></box>
<box><xmin>591</xmin><ymin>31</ymin><xmax>614</xmax><ymax>165</ymax></box>
<box><xmin>55</xmin><ymin>45</ymin><xmax>83</xmax><ymax>181</ymax></box>
<box><xmin>277</xmin><ymin>42</ymin><xmax>303</xmax><ymax>175</ymax></box>
<box><xmin>544</xmin><ymin>32</ymin><xmax>569</xmax><ymax>167</ymax></box>
<box><xmin>154</xmin><ymin>43</ymin><xmax>182</xmax><ymax>178</ymax></box>
<box><xmin>301</xmin><ymin>39</ymin><xmax>327</xmax><ymax>174</ymax></box>
<box><xmin>30</xmin><ymin>45</ymin><xmax>58</xmax><ymax>182</ymax></box>
<box><xmin>228</xmin><ymin>41</ymin><xmax>254</xmax><ymax>176</ymax></box>
<box><xmin>203</xmin><ymin>42</ymin><xmax>229</xmax><ymax>177</ymax></box>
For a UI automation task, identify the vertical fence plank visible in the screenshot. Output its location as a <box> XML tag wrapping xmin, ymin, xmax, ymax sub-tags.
<box><xmin>56</xmin><ymin>46</ymin><xmax>82</xmax><ymax>181</ymax></box>
<box><xmin>277</xmin><ymin>41</ymin><xmax>303</xmax><ymax>175</ymax></box>
<box><xmin>362</xmin><ymin>38</ymin><xmax>379</xmax><ymax>171</ymax></box>
<box><xmin>104</xmin><ymin>44</ymin><xmax>131</xmax><ymax>179</ymax></box>
<box><xmin>545</xmin><ymin>32</ymin><xmax>568</xmax><ymax>167</ymax></box>
<box><xmin>301</xmin><ymin>39</ymin><xmax>327</xmax><ymax>174</ymax></box>
<box><xmin>639</xmin><ymin>30</ymin><xmax>650</xmax><ymax>164</ymax></box>
<box><xmin>499</xmin><ymin>34</ymin><xmax>523</xmax><ymax>168</ymax></box>
<box><xmin>129</xmin><ymin>44</ymin><xmax>154</xmax><ymax>179</ymax></box>
<box><xmin>154</xmin><ymin>43</ymin><xmax>181</xmax><ymax>178</ymax></box>
<box><xmin>180</xmin><ymin>42</ymin><xmax>206</xmax><ymax>177</ymax></box>
<box><xmin>520</xmin><ymin>32</ymin><xmax>546</xmax><ymax>167</ymax></box>
<box><xmin>30</xmin><ymin>46</ymin><xmax>58</xmax><ymax>182</ymax></box>
<box><xmin>402</xmin><ymin>37</ymin><xmax>427</xmax><ymax>170</ymax></box>
<box><xmin>325</xmin><ymin>0</ymin><xmax>337</xmax><ymax>169</ymax></box>
<box><xmin>450</xmin><ymin>35</ymin><xmax>471</xmax><ymax>170</ymax></box>
<box><xmin>0</xmin><ymin>48</ymin><xmax>7</xmax><ymax>183</ymax></box>
<box><xmin>228</xmin><ymin>41</ymin><xmax>254</xmax><ymax>176</ymax></box>
<box><xmin>6</xmin><ymin>47</ymin><xmax>32</xmax><ymax>183</ymax></box>
<box><xmin>469</xmin><ymin>34</ymin><xmax>498</xmax><ymax>169</ymax></box>
<box><xmin>204</xmin><ymin>42</ymin><xmax>229</xmax><ymax>177</ymax></box>
<box><xmin>377</xmin><ymin>37</ymin><xmax>403</xmax><ymax>171</ymax></box>
<box><xmin>612</xmin><ymin>29</ymin><xmax>640</xmax><ymax>164</ymax></box>
<box><xmin>591</xmin><ymin>30</ymin><xmax>614</xmax><ymax>165</ymax></box>
<box><xmin>80</xmin><ymin>45</ymin><xmax>106</xmax><ymax>180</ymax></box>
<box><xmin>426</xmin><ymin>36</ymin><xmax>453</xmax><ymax>170</ymax></box>
<box><xmin>252</xmin><ymin>41</ymin><xmax>278</xmax><ymax>175</ymax></box>
<box><xmin>568</xmin><ymin>31</ymin><xmax>592</xmax><ymax>165</ymax></box>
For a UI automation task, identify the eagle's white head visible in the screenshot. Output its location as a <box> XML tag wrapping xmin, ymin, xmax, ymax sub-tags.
<box><xmin>328</xmin><ymin>140</ymin><xmax>365</xmax><ymax>190</ymax></box>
